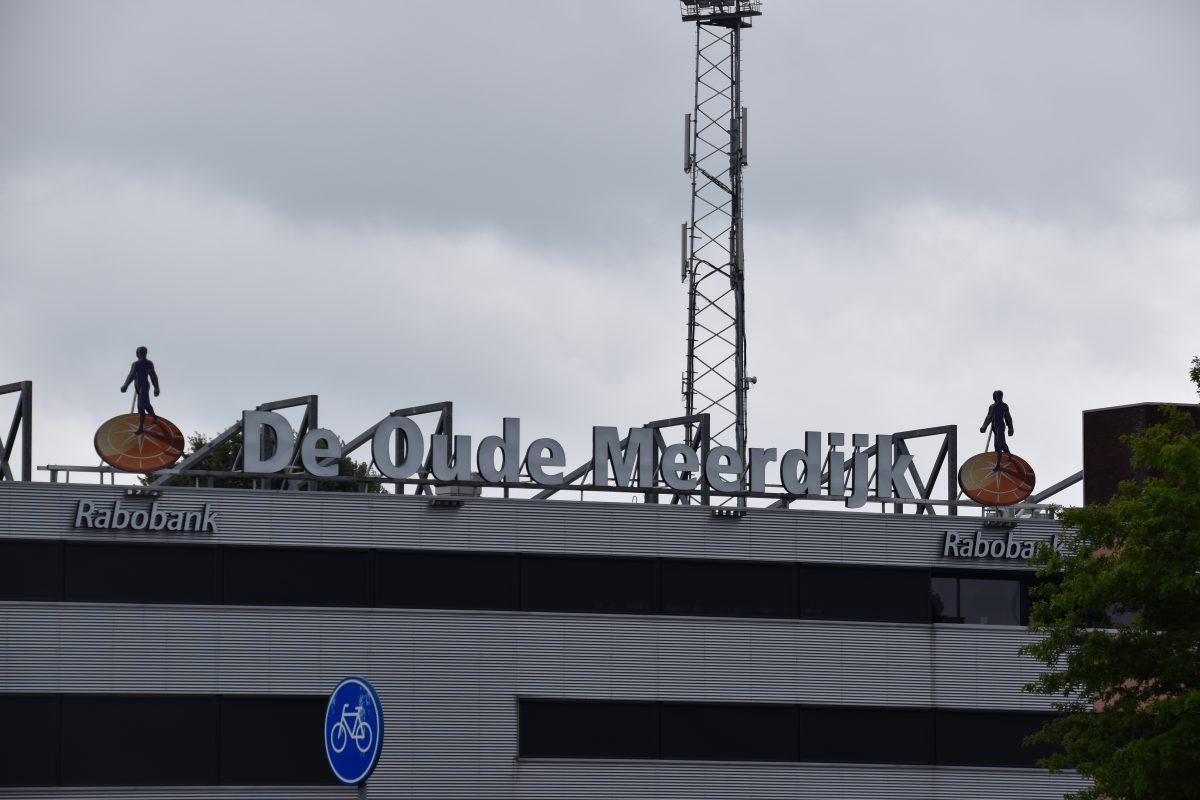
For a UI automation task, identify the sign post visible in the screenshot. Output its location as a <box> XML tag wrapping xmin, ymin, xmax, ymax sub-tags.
<box><xmin>324</xmin><ymin>676</ymin><xmax>384</xmax><ymax>789</ymax></box>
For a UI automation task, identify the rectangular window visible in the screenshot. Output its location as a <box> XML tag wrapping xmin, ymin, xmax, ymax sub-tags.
<box><xmin>224</xmin><ymin>547</ymin><xmax>371</xmax><ymax>607</ymax></box>
<box><xmin>931</xmin><ymin>575</ymin><xmax>960</xmax><ymax>622</ymax></box>
<box><xmin>959</xmin><ymin>577</ymin><xmax>1021</xmax><ymax>626</ymax></box>
<box><xmin>3</xmin><ymin>694</ymin><xmax>339</xmax><ymax>787</ymax></box>
<box><xmin>521</xmin><ymin>556</ymin><xmax>657</xmax><ymax>614</ymax></box>
<box><xmin>219</xmin><ymin>697</ymin><xmax>334</xmax><ymax>784</ymax></box>
<box><xmin>935</xmin><ymin>709</ymin><xmax>1057</xmax><ymax>767</ymax></box>
<box><xmin>932</xmin><ymin>573</ymin><xmax>1030</xmax><ymax>626</ymax></box>
<box><xmin>518</xmin><ymin>700</ymin><xmax>1058</xmax><ymax>767</ymax></box>
<box><xmin>65</xmin><ymin>542</ymin><xmax>220</xmax><ymax>605</ymax></box>
<box><xmin>0</xmin><ymin>695</ymin><xmax>60</xmax><ymax>786</ymax></box>
<box><xmin>519</xmin><ymin>700</ymin><xmax>659</xmax><ymax>759</ymax></box>
<box><xmin>60</xmin><ymin>696</ymin><xmax>219</xmax><ymax>785</ymax></box>
<box><xmin>376</xmin><ymin>550</ymin><xmax>518</xmax><ymax>610</ymax></box>
<box><xmin>661</xmin><ymin>703</ymin><xmax>797</xmax><ymax>761</ymax></box>
<box><xmin>662</xmin><ymin>559</ymin><xmax>797</xmax><ymax>619</ymax></box>
<box><xmin>0</xmin><ymin>540</ymin><xmax>62</xmax><ymax>601</ymax></box>
<box><xmin>799</xmin><ymin>565</ymin><xmax>930</xmax><ymax>623</ymax></box>
<box><xmin>798</xmin><ymin>705</ymin><xmax>934</xmax><ymax>764</ymax></box>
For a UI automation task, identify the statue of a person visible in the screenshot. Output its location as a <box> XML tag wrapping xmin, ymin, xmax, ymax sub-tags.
<box><xmin>120</xmin><ymin>346</ymin><xmax>160</xmax><ymax>435</ymax></box>
<box><xmin>979</xmin><ymin>389</ymin><xmax>1014</xmax><ymax>469</ymax></box>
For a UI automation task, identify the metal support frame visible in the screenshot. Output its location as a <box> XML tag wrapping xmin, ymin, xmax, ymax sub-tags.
<box><xmin>0</xmin><ymin>381</ymin><xmax>32</xmax><ymax>482</ymax></box>
<box><xmin>889</xmin><ymin>425</ymin><xmax>957</xmax><ymax>516</ymax></box>
<box><xmin>151</xmin><ymin>395</ymin><xmax>320</xmax><ymax>489</ymax></box>
<box><xmin>39</xmin><ymin>464</ymin><xmax>119</xmax><ymax>484</ymax></box>
<box><xmin>680</xmin><ymin>2</ymin><xmax>760</xmax><ymax>501</ymax></box>
<box><xmin>978</xmin><ymin>470</ymin><xmax>1084</xmax><ymax>519</ymax></box>
<box><xmin>346</xmin><ymin>402</ymin><xmax>453</xmax><ymax>496</ymax></box>
<box><xmin>1029</xmin><ymin>470</ymin><xmax>1083</xmax><ymax>504</ymax></box>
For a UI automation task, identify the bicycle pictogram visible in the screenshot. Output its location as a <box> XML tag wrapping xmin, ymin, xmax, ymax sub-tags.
<box><xmin>324</xmin><ymin>675</ymin><xmax>383</xmax><ymax>785</ymax></box>
<box><xmin>329</xmin><ymin>698</ymin><xmax>374</xmax><ymax>754</ymax></box>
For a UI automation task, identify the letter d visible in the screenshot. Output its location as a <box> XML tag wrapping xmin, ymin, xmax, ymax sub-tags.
<box><xmin>243</xmin><ymin>410</ymin><xmax>295</xmax><ymax>472</ymax></box>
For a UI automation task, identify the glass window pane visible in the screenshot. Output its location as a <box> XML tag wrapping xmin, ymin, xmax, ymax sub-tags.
<box><xmin>662</xmin><ymin>703</ymin><xmax>797</xmax><ymax>761</ymax></box>
<box><xmin>936</xmin><ymin>710</ymin><xmax>1057</xmax><ymax>767</ymax></box>
<box><xmin>66</xmin><ymin>543</ymin><xmax>220</xmax><ymax>605</ymax></box>
<box><xmin>0</xmin><ymin>695</ymin><xmax>59</xmax><ymax>786</ymax></box>
<box><xmin>376</xmin><ymin>550</ymin><xmax>518</xmax><ymax>610</ymax></box>
<box><xmin>930</xmin><ymin>576</ymin><xmax>959</xmax><ymax>622</ymax></box>
<box><xmin>522</xmin><ymin>556</ymin><xmax>656</xmax><ymax>614</ymax></box>
<box><xmin>0</xmin><ymin>541</ymin><xmax>62</xmax><ymax>601</ymax></box>
<box><xmin>224</xmin><ymin>547</ymin><xmax>371</xmax><ymax>607</ymax></box>
<box><xmin>959</xmin><ymin>578</ymin><xmax>1020</xmax><ymax>625</ymax></box>
<box><xmin>664</xmin><ymin>560</ymin><xmax>796</xmax><ymax>619</ymax></box>
<box><xmin>798</xmin><ymin>566</ymin><xmax>928</xmax><ymax>623</ymax></box>
<box><xmin>519</xmin><ymin>700</ymin><xmax>658</xmax><ymax>758</ymax></box>
<box><xmin>61</xmin><ymin>696</ymin><xmax>218</xmax><ymax>785</ymax></box>
<box><xmin>220</xmin><ymin>697</ymin><xmax>334</xmax><ymax>784</ymax></box>
<box><xmin>798</xmin><ymin>706</ymin><xmax>934</xmax><ymax>764</ymax></box>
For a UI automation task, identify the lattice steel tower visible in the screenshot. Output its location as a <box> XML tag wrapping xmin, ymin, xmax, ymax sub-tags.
<box><xmin>679</xmin><ymin>1</ymin><xmax>761</xmax><ymax>487</ymax></box>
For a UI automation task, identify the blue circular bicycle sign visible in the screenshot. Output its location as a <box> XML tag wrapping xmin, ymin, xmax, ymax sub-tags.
<box><xmin>324</xmin><ymin>676</ymin><xmax>384</xmax><ymax>785</ymax></box>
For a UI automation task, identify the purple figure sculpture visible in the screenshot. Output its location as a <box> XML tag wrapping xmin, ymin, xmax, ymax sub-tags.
<box><xmin>979</xmin><ymin>389</ymin><xmax>1014</xmax><ymax>469</ymax></box>
<box><xmin>120</xmin><ymin>346</ymin><xmax>160</xmax><ymax>435</ymax></box>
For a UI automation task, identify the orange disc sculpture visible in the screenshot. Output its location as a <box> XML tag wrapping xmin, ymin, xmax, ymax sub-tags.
<box><xmin>958</xmin><ymin>452</ymin><xmax>1036</xmax><ymax>506</ymax></box>
<box><xmin>94</xmin><ymin>414</ymin><xmax>185</xmax><ymax>472</ymax></box>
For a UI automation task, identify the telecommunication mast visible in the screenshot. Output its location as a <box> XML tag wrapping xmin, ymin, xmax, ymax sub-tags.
<box><xmin>679</xmin><ymin>1</ymin><xmax>761</xmax><ymax>491</ymax></box>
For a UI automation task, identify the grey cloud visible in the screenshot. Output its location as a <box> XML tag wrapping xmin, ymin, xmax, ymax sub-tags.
<box><xmin>2</xmin><ymin>0</ymin><xmax>1198</xmax><ymax>506</ymax></box>
<box><xmin>3</xmin><ymin>0</ymin><xmax>1197</xmax><ymax>262</ymax></box>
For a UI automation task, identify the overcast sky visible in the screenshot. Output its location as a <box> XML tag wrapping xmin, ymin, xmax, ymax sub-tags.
<box><xmin>2</xmin><ymin>0</ymin><xmax>1198</xmax><ymax>506</ymax></box>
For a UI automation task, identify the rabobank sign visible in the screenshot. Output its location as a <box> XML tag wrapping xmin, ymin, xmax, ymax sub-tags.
<box><xmin>942</xmin><ymin>530</ymin><xmax>1065</xmax><ymax>561</ymax></box>
<box><xmin>73</xmin><ymin>500</ymin><xmax>219</xmax><ymax>532</ymax></box>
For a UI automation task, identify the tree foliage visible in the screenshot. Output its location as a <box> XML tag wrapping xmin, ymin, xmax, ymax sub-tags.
<box><xmin>151</xmin><ymin>431</ymin><xmax>385</xmax><ymax>493</ymax></box>
<box><xmin>1022</xmin><ymin>359</ymin><xmax>1200</xmax><ymax>799</ymax></box>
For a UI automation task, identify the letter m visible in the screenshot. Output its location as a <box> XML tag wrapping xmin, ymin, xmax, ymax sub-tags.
<box><xmin>592</xmin><ymin>426</ymin><xmax>654</xmax><ymax>488</ymax></box>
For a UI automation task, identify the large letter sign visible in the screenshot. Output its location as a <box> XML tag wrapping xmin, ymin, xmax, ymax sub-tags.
<box><xmin>324</xmin><ymin>676</ymin><xmax>384</xmax><ymax>785</ymax></box>
<box><xmin>232</xmin><ymin>402</ymin><xmax>932</xmax><ymax>507</ymax></box>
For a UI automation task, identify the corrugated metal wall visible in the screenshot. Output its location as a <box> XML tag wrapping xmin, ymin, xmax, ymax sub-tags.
<box><xmin>1</xmin><ymin>483</ymin><xmax>1061</xmax><ymax>567</ymax></box>
<box><xmin>0</xmin><ymin>483</ymin><xmax>1086</xmax><ymax>798</ymax></box>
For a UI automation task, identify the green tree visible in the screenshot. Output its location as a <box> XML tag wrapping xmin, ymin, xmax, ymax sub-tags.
<box><xmin>1021</xmin><ymin>357</ymin><xmax>1200</xmax><ymax>800</ymax></box>
<box><xmin>151</xmin><ymin>431</ymin><xmax>386</xmax><ymax>493</ymax></box>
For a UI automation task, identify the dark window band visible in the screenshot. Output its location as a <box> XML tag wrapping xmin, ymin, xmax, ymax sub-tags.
<box><xmin>1</xmin><ymin>539</ymin><xmax>1029</xmax><ymax>625</ymax></box>
<box><xmin>0</xmin><ymin>694</ymin><xmax>333</xmax><ymax>787</ymax></box>
<box><xmin>519</xmin><ymin>699</ymin><xmax>1057</xmax><ymax>767</ymax></box>
<box><xmin>0</xmin><ymin>694</ymin><xmax>1057</xmax><ymax>786</ymax></box>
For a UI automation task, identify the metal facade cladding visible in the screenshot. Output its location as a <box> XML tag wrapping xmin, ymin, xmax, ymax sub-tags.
<box><xmin>0</xmin><ymin>483</ymin><xmax>1088</xmax><ymax>798</ymax></box>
